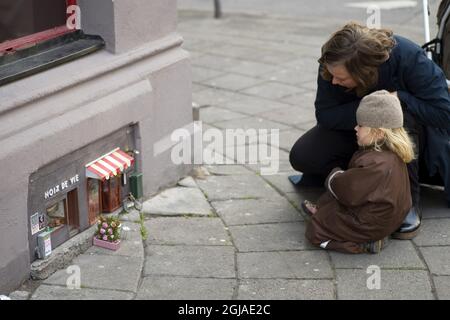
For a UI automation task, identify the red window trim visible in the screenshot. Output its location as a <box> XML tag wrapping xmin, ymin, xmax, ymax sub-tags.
<box><xmin>0</xmin><ymin>26</ymin><xmax>75</xmax><ymax>53</ymax></box>
<box><xmin>0</xmin><ymin>0</ymin><xmax>78</xmax><ymax>54</ymax></box>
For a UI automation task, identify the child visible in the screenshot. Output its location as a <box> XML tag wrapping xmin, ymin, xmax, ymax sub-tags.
<box><xmin>304</xmin><ymin>90</ymin><xmax>414</xmax><ymax>254</ymax></box>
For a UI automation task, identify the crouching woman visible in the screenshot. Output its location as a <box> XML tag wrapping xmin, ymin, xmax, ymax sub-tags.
<box><xmin>304</xmin><ymin>90</ymin><xmax>414</xmax><ymax>254</ymax></box>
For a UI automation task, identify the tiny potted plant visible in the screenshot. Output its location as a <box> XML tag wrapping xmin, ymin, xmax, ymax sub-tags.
<box><xmin>93</xmin><ymin>215</ymin><xmax>121</xmax><ymax>251</ymax></box>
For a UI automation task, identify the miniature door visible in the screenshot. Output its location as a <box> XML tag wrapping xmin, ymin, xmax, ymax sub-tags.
<box><xmin>101</xmin><ymin>175</ymin><xmax>121</xmax><ymax>213</ymax></box>
<box><xmin>87</xmin><ymin>178</ymin><xmax>101</xmax><ymax>225</ymax></box>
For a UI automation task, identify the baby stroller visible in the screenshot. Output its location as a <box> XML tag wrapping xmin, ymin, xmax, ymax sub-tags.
<box><xmin>422</xmin><ymin>0</ymin><xmax>450</xmax><ymax>82</ymax></box>
<box><xmin>420</xmin><ymin>0</ymin><xmax>450</xmax><ymax>207</ymax></box>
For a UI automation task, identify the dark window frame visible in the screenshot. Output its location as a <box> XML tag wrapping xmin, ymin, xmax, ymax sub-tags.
<box><xmin>0</xmin><ymin>0</ymin><xmax>78</xmax><ymax>54</ymax></box>
<box><xmin>0</xmin><ymin>0</ymin><xmax>105</xmax><ymax>86</ymax></box>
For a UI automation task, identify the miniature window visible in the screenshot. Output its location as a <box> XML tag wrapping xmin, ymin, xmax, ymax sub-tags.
<box><xmin>46</xmin><ymin>199</ymin><xmax>67</xmax><ymax>230</ymax></box>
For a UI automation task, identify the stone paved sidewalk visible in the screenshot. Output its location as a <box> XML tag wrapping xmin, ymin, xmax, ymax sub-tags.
<box><xmin>17</xmin><ymin>10</ymin><xmax>450</xmax><ymax>300</ymax></box>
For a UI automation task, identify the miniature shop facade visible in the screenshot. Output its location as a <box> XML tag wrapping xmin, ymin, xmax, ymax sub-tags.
<box><xmin>27</xmin><ymin>125</ymin><xmax>138</xmax><ymax>261</ymax></box>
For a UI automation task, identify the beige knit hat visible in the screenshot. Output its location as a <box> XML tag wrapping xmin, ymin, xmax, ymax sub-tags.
<box><xmin>356</xmin><ymin>90</ymin><xmax>404</xmax><ymax>129</ymax></box>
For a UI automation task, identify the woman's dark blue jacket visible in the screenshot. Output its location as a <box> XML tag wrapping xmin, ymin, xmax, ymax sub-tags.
<box><xmin>315</xmin><ymin>35</ymin><xmax>450</xmax><ymax>206</ymax></box>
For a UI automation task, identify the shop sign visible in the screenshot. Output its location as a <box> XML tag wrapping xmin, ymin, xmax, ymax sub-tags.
<box><xmin>44</xmin><ymin>174</ymin><xmax>80</xmax><ymax>200</ymax></box>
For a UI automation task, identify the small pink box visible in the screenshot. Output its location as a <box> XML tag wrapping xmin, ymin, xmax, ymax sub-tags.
<box><xmin>93</xmin><ymin>237</ymin><xmax>121</xmax><ymax>251</ymax></box>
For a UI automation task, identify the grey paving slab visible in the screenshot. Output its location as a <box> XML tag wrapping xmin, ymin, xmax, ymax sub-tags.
<box><xmin>205</xmin><ymin>44</ymin><xmax>259</xmax><ymax>60</ymax></box>
<box><xmin>120</xmin><ymin>221</ymin><xmax>142</xmax><ymax>241</ymax></box>
<box><xmin>268</xmin><ymin>42</ymin><xmax>321</xmax><ymax>59</ymax></box>
<box><xmin>268</xmin><ymin>158</ymin><xmax>294</xmax><ymax>172</ymax></box>
<box><xmin>183</xmin><ymin>39</ymin><xmax>223</xmax><ymax>52</ymax></box>
<box><xmin>211</xmin><ymin>198</ymin><xmax>302</xmax><ymax>226</ymax></box>
<box><xmin>329</xmin><ymin>240</ymin><xmax>426</xmax><ymax>269</ymax></box>
<box><xmin>433</xmin><ymin>276</ymin><xmax>450</xmax><ymax>300</ymax></box>
<box><xmin>229</xmin><ymin>222</ymin><xmax>314</xmax><ymax>252</ymax></box>
<box><xmin>241</xmin><ymin>81</ymin><xmax>304</xmax><ymax>100</ymax></box>
<box><xmin>221</xmin><ymin>95</ymin><xmax>293</xmax><ymax>115</ymax></box>
<box><xmin>281</xmin><ymin>90</ymin><xmax>317</xmax><ymax>108</ymax></box>
<box><xmin>180</xmin><ymin>38</ymin><xmax>203</xmax><ymax>51</ymax></box>
<box><xmin>258</xmin><ymin>68</ymin><xmax>317</xmax><ymax>87</ymax></box>
<box><xmin>420</xmin><ymin>187</ymin><xmax>450</xmax><ymax>219</ymax></box>
<box><xmin>262</xmin><ymin>145</ymin><xmax>291</xmax><ymax>162</ymax></box>
<box><xmin>144</xmin><ymin>245</ymin><xmax>235</xmax><ymax>278</ymax></box>
<box><xmin>250</xmin><ymin>50</ymin><xmax>299</xmax><ymax>65</ymax></box>
<box><xmin>420</xmin><ymin>247</ymin><xmax>450</xmax><ymax>275</ymax></box>
<box><xmin>295</xmin><ymin>120</ymin><xmax>317</xmax><ymax>131</ymax></box>
<box><xmin>192</xmin><ymin>88</ymin><xmax>242</xmax><ymax>107</ymax></box>
<box><xmin>293</xmin><ymin>113</ymin><xmax>317</xmax><ymax>128</ymax></box>
<box><xmin>229</xmin><ymin>60</ymin><xmax>278</xmax><ymax>77</ymax></box>
<box><xmin>262</xmin><ymin>173</ymin><xmax>305</xmax><ymax>194</ymax></box>
<box><xmin>217</xmin><ymin>30</ymin><xmax>288</xmax><ymax>46</ymax></box>
<box><xmin>201</xmin><ymin>127</ymin><xmax>261</xmax><ymax>148</ymax></box>
<box><xmin>85</xmin><ymin>222</ymin><xmax>144</xmax><ymax>259</ymax></box>
<box><xmin>136</xmin><ymin>277</ymin><xmax>236</xmax><ymax>300</ymax></box>
<box><xmin>245</xmin><ymin>159</ymin><xmax>294</xmax><ymax>175</ymax></box>
<box><xmin>214</xmin><ymin>116</ymin><xmax>291</xmax><ymax>131</ymax></box>
<box><xmin>192</xmin><ymin>66</ymin><xmax>226</xmax><ymax>83</ymax></box>
<box><xmin>8</xmin><ymin>291</ymin><xmax>30</xmax><ymax>300</ymax></box>
<box><xmin>42</xmin><ymin>254</ymin><xmax>143</xmax><ymax>293</ymax></box>
<box><xmin>273</xmin><ymin>128</ymin><xmax>304</xmax><ymax>151</ymax></box>
<box><xmin>31</xmin><ymin>285</ymin><xmax>134</xmax><ymax>300</ymax></box>
<box><xmin>199</xmin><ymin>150</ymin><xmax>230</xmax><ymax>168</ymax></box>
<box><xmin>201</xmin><ymin>123</ymin><xmax>225</xmax><ymax>137</ymax></box>
<box><xmin>119</xmin><ymin>210</ymin><xmax>141</xmax><ymax>223</ymax></box>
<box><xmin>192</xmin><ymin>83</ymin><xmax>210</xmax><ymax>93</ymax></box>
<box><xmin>178</xmin><ymin>176</ymin><xmax>198</xmax><ymax>188</ymax></box>
<box><xmin>281</xmin><ymin>57</ymin><xmax>321</xmax><ymax>75</ymax></box>
<box><xmin>179</xmin><ymin>4</ymin><xmax>434</xmax><ymax>41</ymax></box>
<box><xmin>284</xmin><ymin>190</ymin><xmax>325</xmax><ymax>213</ymax></box>
<box><xmin>199</xmin><ymin>106</ymin><xmax>247</xmax><ymax>124</ymax></box>
<box><xmin>142</xmin><ymin>187</ymin><xmax>213</xmax><ymax>216</ymax></box>
<box><xmin>285</xmin><ymin>33</ymin><xmax>330</xmax><ymax>47</ymax></box>
<box><xmin>191</xmin><ymin>53</ymin><xmax>242</xmax><ymax>72</ymax></box>
<box><xmin>144</xmin><ymin>217</ymin><xmax>231</xmax><ymax>246</ymax></box>
<box><xmin>244</xmin><ymin>147</ymin><xmax>294</xmax><ymax>174</ymax></box>
<box><xmin>238</xmin><ymin>279</ymin><xmax>334</xmax><ymax>300</ymax></box>
<box><xmin>221</xmin><ymin>127</ymin><xmax>282</xmax><ymax>148</ymax></box>
<box><xmin>298</xmin><ymin>80</ymin><xmax>318</xmax><ymax>91</ymax></box>
<box><xmin>258</xmin><ymin>106</ymin><xmax>315</xmax><ymax>127</ymax></box>
<box><xmin>336</xmin><ymin>269</ymin><xmax>434</xmax><ymax>300</ymax></box>
<box><xmin>207</xmin><ymin>144</ymin><xmax>285</xmax><ymax>174</ymax></box>
<box><xmin>413</xmin><ymin>219</ymin><xmax>450</xmax><ymax>246</ymax></box>
<box><xmin>195</xmin><ymin>174</ymin><xmax>280</xmax><ymax>201</ymax></box>
<box><xmin>204</xmin><ymin>164</ymin><xmax>253</xmax><ymax>175</ymax></box>
<box><xmin>238</xmin><ymin>251</ymin><xmax>332</xmax><ymax>279</ymax></box>
<box><xmin>204</xmin><ymin>73</ymin><xmax>265</xmax><ymax>91</ymax></box>
<box><xmin>187</xmin><ymin>50</ymin><xmax>207</xmax><ymax>60</ymax></box>
<box><xmin>189</xmin><ymin>35</ymin><xmax>274</xmax><ymax>54</ymax></box>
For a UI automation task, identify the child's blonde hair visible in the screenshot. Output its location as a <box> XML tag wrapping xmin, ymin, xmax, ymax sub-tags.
<box><xmin>367</xmin><ymin>127</ymin><xmax>415</xmax><ymax>163</ymax></box>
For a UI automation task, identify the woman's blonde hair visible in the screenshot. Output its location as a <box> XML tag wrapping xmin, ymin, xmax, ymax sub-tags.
<box><xmin>367</xmin><ymin>127</ymin><xmax>415</xmax><ymax>163</ymax></box>
<box><xmin>319</xmin><ymin>22</ymin><xmax>396</xmax><ymax>97</ymax></box>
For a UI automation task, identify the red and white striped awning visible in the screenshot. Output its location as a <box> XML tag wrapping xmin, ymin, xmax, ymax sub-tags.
<box><xmin>85</xmin><ymin>148</ymin><xmax>134</xmax><ymax>180</ymax></box>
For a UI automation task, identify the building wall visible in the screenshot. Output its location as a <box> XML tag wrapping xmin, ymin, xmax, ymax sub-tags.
<box><xmin>0</xmin><ymin>0</ymin><xmax>192</xmax><ymax>293</ymax></box>
<box><xmin>79</xmin><ymin>0</ymin><xmax>178</xmax><ymax>54</ymax></box>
